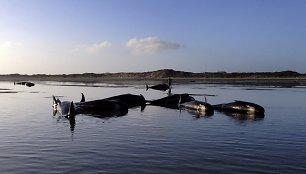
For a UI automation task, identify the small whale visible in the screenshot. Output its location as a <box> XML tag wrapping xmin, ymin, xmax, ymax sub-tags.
<box><xmin>14</xmin><ymin>81</ymin><xmax>35</xmax><ymax>87</ymax></box>
<box><xmin>149</xmin><ymin>94</ymin><xmax>195</xmax><ymax>109</ymax></box>
<box><xmin>146</xmin><ymin>77</ymin><xmax>172</xmax><ymax>91</ymax></box>
<box><xmin>213</xmin><ymin>100</ymin><xmax>265</xmax><ymax>115</ymax></box>
<box><xmin>146</xmin><ymin>83</ymin><xmax>170</xmax><ymax>91</ymax></box>
<box><xmin>180</xmin><ymin>100</ymin><xmax>214</xmax><ymax>116</ymax></box>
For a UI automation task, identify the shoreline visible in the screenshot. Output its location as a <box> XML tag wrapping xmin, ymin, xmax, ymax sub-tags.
<box><xmin>2</xmin><ymin>76</ymin><xmax>306</xmax><ymax>87</ymax></box>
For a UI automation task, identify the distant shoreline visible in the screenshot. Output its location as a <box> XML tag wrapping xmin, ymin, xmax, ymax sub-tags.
<box><xmin>2</xmin><ymin>76</ymin><xmax>306</xmax><ymax>87</ymax></box>
<box><xmin>1</xmin><ymin>69</ymin><xmax>306</xmax><ymax>86</ymax></box>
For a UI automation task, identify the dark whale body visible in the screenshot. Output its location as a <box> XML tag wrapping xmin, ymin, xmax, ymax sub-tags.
<box><xmin>149</xmin><ymin>94</ymin><xmax>195</xmax><ymax>109</ymax></box>
<box><xmin>53</xmin><ymin>95</ymin><xmax>128</xmax><ymax>118</ymax></box>
<box><xmin>213</xmin><ymin>100</ymin><xmax>265</xmax><ymax>115</ymax></box>
<box><xmin>104</xmin><ymin>94</ymin><xmax>146</xmax><ymax>109</ymax></box>
<box><xmin>146</xmin><ymin>83</ymin><xmax>170</xmax><ymax>91</ymax></box>
<box><xmin>146</xmin><ymin>78</ymin><xmax>172</xmax><ymax>91</ymax></box>
<box><xmin>75</xmin><ymin>99</ymin><xmax>128</xmax><ymax>117</ymax></box>
<box><xmin>14</xmin><ymin>81</ymin><xmax>35</xmax><ymax>87</ymax></box>
<box><xmin>81</xmin><ymin>93</ymin><xmax>146</xmax><ymax>111</ymax></box>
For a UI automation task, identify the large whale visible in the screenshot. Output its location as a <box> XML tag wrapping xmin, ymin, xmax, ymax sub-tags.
<box><xmin>53</xmin><ymin>95</ymin><xmax>128</xmax><ymax>118</ymax></box>
<box><xmin>213</xmin><ymin>100</ymin><xmax>265</xmax><ymax>115</ymax></box>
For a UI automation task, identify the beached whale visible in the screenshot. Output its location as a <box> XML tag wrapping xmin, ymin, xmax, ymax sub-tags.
<box><xmin>104</xmin><ymin>94</ymin><xmax>146</xmax><ymax>109</ymax></box>
<box><xmin>149</xmin><ymin>94</ymin><xmax>195</xmax><ymax>109</ymax></box>
<box><xmin>213</xmin><ymin>100</ymin><xmax>265</xmax><ymax>115</ymax></box>
<box><xmin>52</xmin><ymin>95</ymin><xmax>128</xmax><ymax>118</ymax></box>
<box><xmin>14</xmin><ymin>81</ymin><xmax>35</xmax><ymax>87</ymax></box>
<box><xmin>146</xmin><ymin>83</ymin><xmax>170</xmax><ymax>91</ymax></box>
<box><xmin>180</xmin><ymin>100</ymin><xmax>214</xmax><ymax>116</ymax></box>
<box><xmin>81</xmin><ymin>93</ymin><xmax>146</xmax><ymax>110</ymax></box>
<box><xmin>146</xmin><ymin>78</ymin><xmax>172</xmax><ymax>91</ymax></box>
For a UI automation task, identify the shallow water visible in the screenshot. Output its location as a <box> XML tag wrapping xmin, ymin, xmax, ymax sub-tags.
<box><xmin>0</xmin><ymin>81</ymin><xmax>305</xmax><ymax>174</ymax></box>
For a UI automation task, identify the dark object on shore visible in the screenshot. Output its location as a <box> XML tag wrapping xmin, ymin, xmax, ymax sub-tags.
<box><xmin>14</xmin><ymin>81</ymin><xmax>35</xmax><ymax>87</ymax></box>
<box><xmin>52</xmin><ymin>95</ymin><xmax>128</xmax><ymax>118</ymax></box>
<box><xmin>146</xmin><ymin>83</ymin><xmax>170</xmax><ymax>91</ymax></box>
<box><xmin>149</xmin><ymin>94</ymin><xmax>194</xmax><ymax>109</ymax></box>
<box><xmin>146</xmin><ymin>77</ymin><xmax>172</xmax><ymax>91</ymax></box>
<box><xmin>180</xmin><ymin>99</ymin><xmax>214</xmax><ymax>116</ymax></box>
<box><xmin>213</xmin><ymin>100</ymin><xmax>265</xmax><ymax>115</ymax></box>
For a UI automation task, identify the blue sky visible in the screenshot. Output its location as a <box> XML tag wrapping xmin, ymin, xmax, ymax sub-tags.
<box><xmin>0</xmin><ymin>0</ymin><xmax>305</xmax><ymax>74</ymax></box>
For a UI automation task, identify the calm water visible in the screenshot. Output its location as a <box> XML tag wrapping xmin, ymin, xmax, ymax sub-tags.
<box><xmin>0</xmin><ymin>81</ymin><xmax>305</xmax><ymax>174</ymax></box>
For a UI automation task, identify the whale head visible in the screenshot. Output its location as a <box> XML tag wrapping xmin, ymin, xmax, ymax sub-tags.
<box><xmin>53</xmin><ymin>96</ymin><xmax>76</xmax><ymax>118</ymax></box>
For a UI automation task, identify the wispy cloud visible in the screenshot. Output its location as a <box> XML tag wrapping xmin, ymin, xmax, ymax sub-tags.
<box><xmin>125</xmin><ymin>36</ymin><xmax>180</xmax><ymax>55</ymax></box>
<box><xmin>76</xmin><ymin>41</ymin><xmax>111</xmax><ymax>55</ymax></box>
<box><xmin>0</xmin><ymin>41</ymin><xmax>24</xmax><ymax>49</ymax></box>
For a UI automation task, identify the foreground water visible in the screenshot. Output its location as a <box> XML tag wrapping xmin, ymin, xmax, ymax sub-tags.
<box><xmin>0</xmin><ymin>81</ymin><xmax>305</xmax><ymax>174</ymax></box>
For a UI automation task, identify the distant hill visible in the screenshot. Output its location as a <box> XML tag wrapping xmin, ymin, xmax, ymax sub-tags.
<box><xmin>1</xmin><ymin>69</ymin><xmax>305</xmax><ymax>82</ymax></box>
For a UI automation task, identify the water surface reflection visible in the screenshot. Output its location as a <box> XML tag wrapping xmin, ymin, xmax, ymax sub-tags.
<box><xmin>0</xmin><ymin>81</ymin><xmax>305</xmax><ymax>174</ymax></box>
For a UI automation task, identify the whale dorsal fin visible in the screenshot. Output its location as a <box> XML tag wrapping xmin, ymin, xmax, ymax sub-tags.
<box><xmin>80</xmin><ymin>93</ymin><xmax>85</xmax><ymax>102</ymax></box>
<box><xmin>68</xmin><ymin>101</ymin><xmax>76</xmax><ymax>118</ymax></box>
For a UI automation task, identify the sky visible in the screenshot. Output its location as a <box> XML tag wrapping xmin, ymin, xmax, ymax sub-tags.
<box><xmin>0</xmin><ymin>0</ymin><xmax>305</xmax><ymax>74</ymax></box>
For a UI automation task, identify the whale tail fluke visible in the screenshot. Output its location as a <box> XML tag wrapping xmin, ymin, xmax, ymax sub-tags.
<box><xmin>146</xmin><ymin>84</ymin><xmax>149</xmax><ymax>91</ymax></box>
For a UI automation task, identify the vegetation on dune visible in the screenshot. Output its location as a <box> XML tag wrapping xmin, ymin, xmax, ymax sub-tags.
<box><xmin>1</xmin><ymin>69</ymin><xmax>304</xmax><ymax>79</ymax></box>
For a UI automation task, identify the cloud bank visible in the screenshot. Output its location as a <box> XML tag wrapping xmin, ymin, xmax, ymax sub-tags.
<box><xmin>125</xmin><ymin>36</ymin><xmax>180</xmax><ymax>55</ymax></box>
<box><xmin>77</xmin><ymin>41</ymin><xmax>111</xmax><ymax>54</ymax></box>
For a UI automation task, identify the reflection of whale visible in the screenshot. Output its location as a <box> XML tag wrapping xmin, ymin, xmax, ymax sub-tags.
<box><xmin>14</xmin><ymin>81</ymin><xmax>35</xmax><ymax>87</ymax></box>
<box><xmin>185</xmin><ymin>109</ymin><xmax>213</xmax><ymax>118</ymax></box>
<box><xmin>52</xmin><ymin>95</ymin><xmax>128</xmax><ymax>118</ymax></box>
<box><xmin>149</xmin><ymin>94</ymin><xmax>194</xmax><ymax>109</ymax></box>
<box><xmin>180</xmin><ymin>100</ymin><xmax>214</xmax><ymax>116</ymax></box>
<box><xmin>213</xmin><ymin>100</ymin><xmax>265</xmax><ymax>115</ymax></box>
<box><xmin>222</xmin><ymin>111</ymin><xmax>264</xmax><ymax>121</ymax></box>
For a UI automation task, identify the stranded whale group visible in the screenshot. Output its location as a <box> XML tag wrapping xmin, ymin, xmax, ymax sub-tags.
<box><xmin>53</xmin><ymin>79</ymin><xmax>265</xmax><ymax>121</ymax></box>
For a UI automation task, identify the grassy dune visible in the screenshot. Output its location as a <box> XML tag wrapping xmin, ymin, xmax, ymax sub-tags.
<box><xmin>1</xmin><ymin>69</ymin><xmax>306</xmax><ymax>86</ymax></box>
